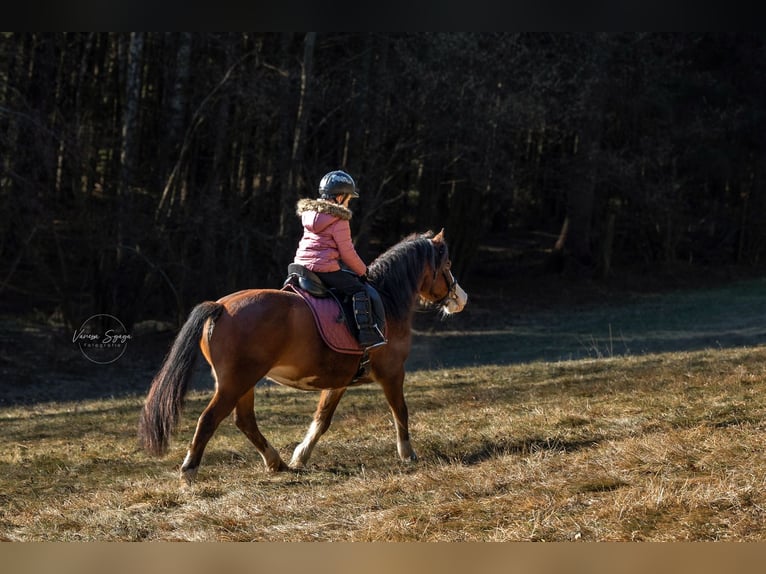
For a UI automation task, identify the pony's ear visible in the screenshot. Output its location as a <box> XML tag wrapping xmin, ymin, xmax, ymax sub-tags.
<box><xmin>433</xmin><ymin>228</ymin><xmax>445</xmax><ymax>243</ymax></box>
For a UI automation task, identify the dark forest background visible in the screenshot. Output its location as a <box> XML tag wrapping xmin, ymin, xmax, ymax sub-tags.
<box><xmin>2</xmin><ymin>32</ymin><xmax>766</xmax><ymax>330</ymax></box>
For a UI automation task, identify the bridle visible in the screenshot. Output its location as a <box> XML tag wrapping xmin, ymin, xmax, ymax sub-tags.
<box><xmin>429</xmin><ymin>260</ymin><xmax>459</xmax><ymax>308</ymax></box>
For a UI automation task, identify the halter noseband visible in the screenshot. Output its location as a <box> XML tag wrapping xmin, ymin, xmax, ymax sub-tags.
<box><xmin>430</xmin><ymin>262</ymin><xmax>458</xmax><ymax>307</ymax></box>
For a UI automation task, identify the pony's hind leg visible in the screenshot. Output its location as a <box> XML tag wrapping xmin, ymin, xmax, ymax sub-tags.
<box><xmin>181</xmin><ymin>388</ymin><xmax>240</xmax><ymax>485</ymax></box>
<box><xmin>234</xmin><ymin>387</ymin><xmax>288</xmax><ymax>472</ymax></box>
<box><xmin>290</xmin><ymin>387</ymin><xmax>347</xmax><ymax>469</ymax></box>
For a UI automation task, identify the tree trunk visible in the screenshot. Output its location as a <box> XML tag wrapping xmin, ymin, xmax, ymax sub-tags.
<box><xmin>120</xmin><ymin>32</ymin><xmax>143</xmax><ymax>198</ymax></box>
<box><xmin>552</xmin><ymin>36</ymin><xmax>610</xmax><ymax>278</ymax></box>
<box><xmin>113</xmin><ymin>32</ymin><xmax>145</xmax><ymax>326</ymax></box>
<box><xmin>162</xmin><ymin>32</ymin><xmax>192</xmax><ymax>186</ymax></box>
<box><xmin>563</xmin><ymin>131</ymin><xmax>598</xmax><ymax>274</ymax></box>
<box><xmin>277</xmin><ymin>32</ymin><xmax>316</xmax><ymax>269</ymax></box>
<box><xmin>281</xmin><ymin>32</ymin><xmax>315</xmax><ymax>231</ymax></box>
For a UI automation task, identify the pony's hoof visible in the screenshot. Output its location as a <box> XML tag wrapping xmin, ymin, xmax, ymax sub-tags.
<box><xmin>398</xmin><ymin>440</ymin><xmax>418</xmax><ymax>463</ymax></box>
<box><xmin>288</xmin><ymin>457</ymin><xmax>311</xmax><ymax>472</ymax></box>
<box><xmin>267</xmin><ymin>460</ymin><xmax>290</xmax><ymax>473</ymax></box>
<box><xmin>180</xmin><ymin>466</ymin><xmax>198</xmax><ymax>486</ymax></box>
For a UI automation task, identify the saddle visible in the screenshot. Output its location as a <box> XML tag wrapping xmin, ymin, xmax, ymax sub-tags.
<box><xmin>282</xmin><ymin>264</ymin><xmax>386</xmax><ymax>354</ymax></box>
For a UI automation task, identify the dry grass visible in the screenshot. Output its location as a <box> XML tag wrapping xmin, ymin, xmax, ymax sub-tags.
<box><xmin>2</xmin><ymin>345</ymin><xmax>766</xmax><ymax>541</ymax></box>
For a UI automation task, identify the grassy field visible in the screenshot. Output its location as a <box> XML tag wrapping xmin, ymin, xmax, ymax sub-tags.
<box><xmin>2</xmin><ymin>276</ymin><xmax>766</xmax><ymax>541</ymax></box>
<box><xmin>2</xmin><ymin>344</ymin><xmax>766</xmax><ymax>541</ymax></box>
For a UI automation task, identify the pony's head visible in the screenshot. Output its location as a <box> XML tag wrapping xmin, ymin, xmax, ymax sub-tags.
<box><xmin>368</xmin><ymin>229</ymin><xmax>467</xmax><ymax>320</ymax></box>
<box><xmin>418</xmin><ymin>229</ymin><xmax>468</xmax><ymax>315</ymax></box>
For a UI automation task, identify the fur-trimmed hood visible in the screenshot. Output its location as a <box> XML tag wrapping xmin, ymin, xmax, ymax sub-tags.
<box><xmin>293</xmin><ymin>197</ymin><xmax>367</xmax><ymax>276</ymax></box>
<box><xmin>296</xmin><ymin>198</ymin><xmax>352</xmax><ymax>221</ymax></box>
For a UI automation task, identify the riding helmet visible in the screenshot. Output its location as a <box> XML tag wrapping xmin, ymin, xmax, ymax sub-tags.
<box><xmin>318</xmin><ymin>170</ymin><xmax>359</xmax><ymax>199</ymax></box>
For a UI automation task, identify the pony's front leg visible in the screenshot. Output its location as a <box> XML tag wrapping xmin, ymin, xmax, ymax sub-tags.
<box><xmin>290</xmin><ymin>387</ymin><xmax>347</xmax><ymax>468</ymax></box>
<box><xmin>380</xmin><ymin>371</ymin><xmax>418</xmax><ymax>462</ymax></box>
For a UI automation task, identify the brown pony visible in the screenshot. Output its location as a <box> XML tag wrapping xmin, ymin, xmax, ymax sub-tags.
<box><xmin>138</xmin><ymin>230</ymin><xmax>468</xmax><ymax>484</ymax></box>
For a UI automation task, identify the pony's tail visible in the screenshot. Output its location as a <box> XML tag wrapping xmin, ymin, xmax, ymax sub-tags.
<box><xmin>138</xmin><ymin>301</ymin><xmax>224</xmax><ymax>456</ymax></box>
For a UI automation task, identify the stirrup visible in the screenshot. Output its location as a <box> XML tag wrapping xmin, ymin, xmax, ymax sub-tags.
<box><xmin>364</xmin><ymin>339</ymin><xmax>387</xmax><ymax>350</ymax></box>
<box><xmin>358</xmin><ymin>324</ymin><xmax>386</xmax><ymax>349</ymax></box>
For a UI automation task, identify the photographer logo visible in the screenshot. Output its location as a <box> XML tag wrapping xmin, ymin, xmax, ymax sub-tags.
<box><xmin>73</xmin><ymin>314</ymin><xmax>132</xmax><ymax>364</ymax></box>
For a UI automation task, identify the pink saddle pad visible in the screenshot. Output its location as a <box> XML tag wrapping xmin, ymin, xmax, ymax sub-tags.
<box><xmin>283</xmin><ymin>284</ymin><xmax>364</xmax><ymax>355</ymax></box>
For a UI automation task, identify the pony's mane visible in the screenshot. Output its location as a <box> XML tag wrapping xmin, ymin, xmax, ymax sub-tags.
<box><xmin>367</xmin><ymin>231</ymin><xmax>447</xmax><ymax>322</ymax></box>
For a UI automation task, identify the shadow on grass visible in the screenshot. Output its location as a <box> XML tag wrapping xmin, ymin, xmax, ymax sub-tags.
<box><xmin>431</xmin><ymin>435</ymin><xmax>603</xmax><ymax>467</ymax></box>
<box><xmin>407</xmin><ymin>278</ymin><xmax>766</xmax><ymax>370</ymax></box>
